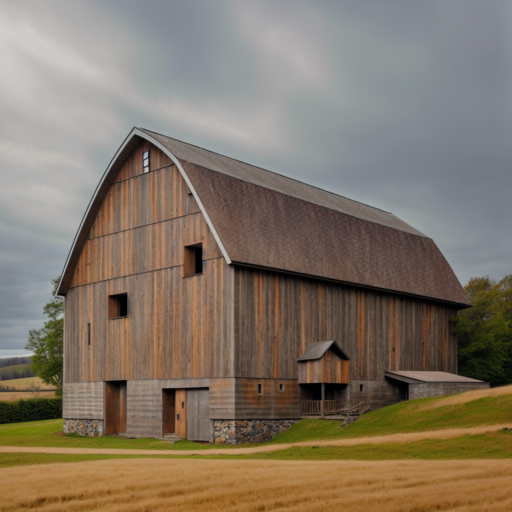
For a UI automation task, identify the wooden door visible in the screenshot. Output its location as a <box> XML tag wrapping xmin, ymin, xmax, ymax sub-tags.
<box><xmin>175</xmin><ymin>389</ymin><xmax>187</xmax><ymax>439</ymax></box>
<box><xmin>105</xmin><ymin>381</ymin><xmax>127</xmax><ymax>434</ymax></box>
<box><xmin>186</xmin><ymin>389</ymin><xmax>211</xmax><ymax>441</ymax></box>
<box><xmin>162</xmin><ymin>389</ymin><xmax>176</xmax><ymax>434</ymax></box>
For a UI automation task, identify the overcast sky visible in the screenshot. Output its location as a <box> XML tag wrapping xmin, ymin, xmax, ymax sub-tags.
<box><xmin>1</xmin><ymin>1</ymin><xmax>511</xmax><ymax>357</ymax></box>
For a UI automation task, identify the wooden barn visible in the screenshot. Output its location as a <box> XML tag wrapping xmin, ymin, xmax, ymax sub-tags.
<box><xmin>57</xmin><ymin>127</ymin><xmax>487</xmax><ymax>443</ymax></box>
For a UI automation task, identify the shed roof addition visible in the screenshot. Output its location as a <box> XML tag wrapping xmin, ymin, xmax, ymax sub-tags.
<box><xmin>56</xmin><ymin>127</ymin><xmax>471</xmax><ymax>307</ymax></box>
<box><xmin>385</xmin><ymin>371</ymin><xmax>485</xmax><ymax>384</ymax></box>
<box><xmin>297</xmin><ymin>341</ymin><xmax>350</xmax><ymax>362</ymax></box>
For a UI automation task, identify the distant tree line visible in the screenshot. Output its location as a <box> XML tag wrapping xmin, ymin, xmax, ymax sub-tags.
<box><xmin>0</xmin><ymin>356</ymin><xmax>32</xmax><ymax>369</ymax></box>
<box><xmin>0</xmin><ymin>363</ymin><xmax>35</xmax><ymax>381</ymax></box>
<box><xmin>454</xmin><ymin>274</ymin><xmax>512</xmax><ymax>387</ymax></box>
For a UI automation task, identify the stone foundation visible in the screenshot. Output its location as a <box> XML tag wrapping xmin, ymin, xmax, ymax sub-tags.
<box><xmin>64</xmin><ymin>419</ymin><xmax>104</xmax><ymax>437</ymax></box>
<box><xmin>213</xmin><ymin>419</ymin><xmax>298</xmax><ymax>444</ymax></box>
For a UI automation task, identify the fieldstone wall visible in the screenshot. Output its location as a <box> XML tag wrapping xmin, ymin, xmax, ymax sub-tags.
<box><xmin>213</xmin><ymin>419</ymin><xmax>298</xmax><ymax>444</ymax></box>
<box><xmin>64</xmin><ymin>419</ymin><xmax>104</xmax><ymax>437</ymax></box>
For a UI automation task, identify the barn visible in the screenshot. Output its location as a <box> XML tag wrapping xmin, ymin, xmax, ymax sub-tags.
<box><xmin>57</xmin><ymin>127</ymin><xmax>487</xmax><ymax>443</ymax></box>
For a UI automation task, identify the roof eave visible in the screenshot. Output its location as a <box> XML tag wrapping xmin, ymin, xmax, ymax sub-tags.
<box><xmin>229</xmin><ymin>261</ymin><xmax>472</xmax><ymax>309</ymax></box>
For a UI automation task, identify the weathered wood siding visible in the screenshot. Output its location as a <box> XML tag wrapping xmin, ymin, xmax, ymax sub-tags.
<box><xmin>64</xmin><ymin>142</ymin><xmax>234</xmax><ymax>383</ymax></box>
<box><xmin>298</xmin><ymin>351</ymin><xmax>350</xmax><ymax>384</ymax></box>
<box><xmin>126</xmin><ymin>378</ymin><xmax>209</xmax><ymax>438</ymax></box>
<box><xmin>234</xmin><ymin>267</ymin><xmax>458</xmax><ymax>381</ymax></box>
<box><xmin>114</xmin><ymin>139</ymin><xmax>173</xmax><ymax>183</ymax></box>
<box><xmin>186</xmin><ymin>389</ymin><xmax>212</xmax><ymax>441</ymax></box>
<box><xmin>234</xmin><ymin>379</ymin><xmax>300</xmax><ymax>419</ymax></box>
<box><xmin>63</xmin><ymin>382</ymin><xmax>104</xmax><ymax>419</ymax></box>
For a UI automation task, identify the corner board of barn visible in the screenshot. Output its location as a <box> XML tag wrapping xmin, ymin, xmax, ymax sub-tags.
<box><xmin>57</xmin><ymin>128</ymin><xmax>488</xmax><ymax>444</ymax></box>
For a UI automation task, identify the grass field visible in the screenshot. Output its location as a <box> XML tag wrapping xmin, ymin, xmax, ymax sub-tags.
<box><xmin>2</xmin><ymin>458</ymin><xmax>512</xmax><ymax>512</ymax></box>
<box><xmin>0</xmin><ymin>377</ymin><xmax>54</xmax><ymax>390</ymax></box>
<box><xmin>0</xmin><ymin>376</ymin><xmax>56</xmax><ymax>401</ymax></box>
<box><xmin>1</xmin><ymin>386</ymin><xmax>511</xmax><ymax>511</ymax></box>
<box><xmin>0</xmin><ymin>391</ymin><xmax>56</xmax><ymax>402</ymax></box>
<box><xmin>1</xmin><ymin>429</ymin><xmax>511</xmax><ymax>468</ymax></box>
<box><xmin>1</xmin><ymin>386</ymin><xmax>511</xmax><ymax>452</ymax></box>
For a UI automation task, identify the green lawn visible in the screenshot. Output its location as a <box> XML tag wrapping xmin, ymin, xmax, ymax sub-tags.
<box><xmin>0</xmin><ymin>419</ymin><xmax>229</xmax><ymax>450</ymax></box>
<box><xmin>1</xmin><ymin>392</ymin><xmax>511</xmax><ymax>454</ymax></box>
<box><xmin>2</xmin><ymin>430</ymin><xmax>511</xmax><ymax>467</ymax></box>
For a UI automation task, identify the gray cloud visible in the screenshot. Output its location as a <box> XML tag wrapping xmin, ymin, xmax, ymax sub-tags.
<box><xmin>0</xmin><ymin>0</ymin><xmax>510</xmax><ymax>356</ymax></box>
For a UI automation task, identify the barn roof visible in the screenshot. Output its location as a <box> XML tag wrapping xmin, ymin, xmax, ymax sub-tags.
<box><xmin>56</xmin><ymin>127</ymin><xmax>471</xmax><ymax>307</ymax></box>
<box><xmin>385</xmin><ymin>371</ymin><xmax>485</xmax><ymax>384</ymax></box>
<box><xmin>297</xmin><ymin>341</ymin><xmax>350</xmax><ymax>362</ymax></box>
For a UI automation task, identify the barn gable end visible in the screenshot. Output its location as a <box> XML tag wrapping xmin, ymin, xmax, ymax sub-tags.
<box><xmin>64</xmin><ymin>141</ymin><xmax>234</xmax><ymax>385</ymax></box>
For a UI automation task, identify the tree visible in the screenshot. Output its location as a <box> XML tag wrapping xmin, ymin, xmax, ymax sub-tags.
<box><xmin>453</xmin><ymin>274</ymin><xmax>512</xmax><ymax>387</ymax></box>
<box><xmin>25</xmin><ymin>277</ymin><xmax>64</xmax><ymax>394</ymax></box>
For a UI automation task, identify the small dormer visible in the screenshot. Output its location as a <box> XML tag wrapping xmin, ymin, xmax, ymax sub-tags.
<box><xmin>297</xmin><ymin>341</ymin><xmax>350</xmax><ymax>384</ymax></box>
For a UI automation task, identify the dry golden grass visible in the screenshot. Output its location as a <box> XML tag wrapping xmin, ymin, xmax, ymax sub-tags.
<box><xmin>2</xmin><ymin>459</ymin><xmax>512</xmax><ymax>512</ymax></box>
<box><xmin>0</xmin><ymin>391</ymin><xmax>56</xmax><ymax>402</ymax></box>
<box><xmin>419</xmin><ymin>384</ymin><xmax>512</xmax><ymax>411</ymax></box>
<box><xmin>1</xmin><ymin>377</ymin><xmax>54</xmax><ymax>390</ymax></box>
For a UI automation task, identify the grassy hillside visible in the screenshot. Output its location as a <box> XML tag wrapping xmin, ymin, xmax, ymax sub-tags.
<box><xmin>270</xmin><ymin>385</ymin><xmax>512</xmax><ymax>444</ymax></box>
<box><xmin>0</xmin><ymin>364</ymin><xmax>35</xmax><ymax>381</ymax></box>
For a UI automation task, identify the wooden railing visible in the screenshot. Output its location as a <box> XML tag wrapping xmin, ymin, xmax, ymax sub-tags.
<box><xmin>301</xmin><ymin>399</ymin><xmax>346</xmax><ymax>416</ymax></box>
<box><xmin>339</xmin><ymin>402</ymin><xmax>371</xmax><ymax>426</ymax></box>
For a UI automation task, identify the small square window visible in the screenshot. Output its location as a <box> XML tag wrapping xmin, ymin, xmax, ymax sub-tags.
<box><xmin>257</xmin><ymin>383</ymin><xmax>262</xmax><ymax>395</ymax></box>
<box><xmin>279</xmin><ymin>383</ymin><xmax>284</xmax><ymax>392</ymax></box>
<box><xmin>108</xmin><ymin>293</ymin><xmax>128</xmax><ymax>319</ymax></box>
<box><xmin>184</xmin><ymin>243</ymin><xmax>203</xmax><ymax>276</ymax></box>
<box><xmin>360</xmin><ymin>384</ymin><xmax>364</xmax><ymax>392</ymax></box>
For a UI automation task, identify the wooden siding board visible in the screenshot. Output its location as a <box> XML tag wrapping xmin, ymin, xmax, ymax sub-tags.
<box><xmin>63</xmin><ymin>382</ymin><xmax>104</xmax><ymax>419</ymax></box>
<box><xmin>234</xmin><ymin>267</ymin><xmax>458</xmax><ymax>382</ymax></box>
<box><xmin>64</xmin><ymin>153</ymin><xmax>233</xmax><ymax>384</ymax></box>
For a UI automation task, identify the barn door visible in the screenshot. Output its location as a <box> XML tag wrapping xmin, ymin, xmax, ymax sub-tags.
<box><xmin>162</xmin><ymin>389</ymin><xmax>176</xmax><ymax>434</ymax></box>
<box><xmin>175</xmin><ymin>389</ymin><xmax>187</xmax><ymax>438</ymax></box>
<box><xmin>186</xmin><ymin>389</ymin><xmax>212</xmax><ymax>442</ymax></box>
<box><xmin>105</xmin><ymin>381</ymin><xmax>127</xmax><ymax>434</ymax></box>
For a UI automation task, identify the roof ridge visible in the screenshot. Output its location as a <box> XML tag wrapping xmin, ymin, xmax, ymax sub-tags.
<box><xmin>140</xmin><ymin>127</ymin><xmax>395</xmax><ymax>217</ymax></box>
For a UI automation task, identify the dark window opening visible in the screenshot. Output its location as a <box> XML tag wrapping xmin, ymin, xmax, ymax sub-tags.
<box><xmin>184</xmin><ymin>243</ymin><xmax>203</xmax><ymax>276</ymax></box>
<box><xmin>279</xmin><ymin>383</ymin><xmax>284</xmax><ymax>392</ymax></box>
<box><xmin>108</xmin><ymin>293</ymin><xmax>128</xmax><ymax>319</ymax></box>
<box><xmin>359</xmin><ymin>384</ymin><xmax>364</xmax><ymax>392</ymax></box>
<box><xmin>257</xmin><ymin>383</ymin><xmax>262</xmax><ymax>395</ymax></box>
<box><xmin>177</xmin><ymin>414</ymin><xmax>180</xmax><ymax>421</ymax></box>
<box><xmin>182</xmin><ymin>402</ymin><xmax>185</xmax><ymax>409</ymax></box>
<box><xmin>87</xmin><ymin>323</ymin><xmax>91</xmax><ymax>346</ymax></box>
<box><xmin>143</xmin><ymin>150</ymin><xmax>150</xmax><ymax>173</ymax></box>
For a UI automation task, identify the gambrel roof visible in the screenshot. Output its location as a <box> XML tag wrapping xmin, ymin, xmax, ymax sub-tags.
<box><xmin>57</xmin><ymin>127</ymin><xmax>471</xmax><ymax>306</ymax></box>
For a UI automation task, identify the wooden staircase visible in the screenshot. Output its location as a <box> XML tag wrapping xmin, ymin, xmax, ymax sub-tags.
<box><xmin>338</xmin><ymin>402</ymin><xmax>370</xmax><ymax>427</ymax></box>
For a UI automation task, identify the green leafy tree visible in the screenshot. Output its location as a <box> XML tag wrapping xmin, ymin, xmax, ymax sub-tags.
<box><xmin>453</xmin><ymin>275</ymin><xmax>512</xmax><ymax>386</ymax></box>
<box><xmin>25</xmin><ymin>277</ymin><xmax>64</xmax><ymax>395</ymax></box>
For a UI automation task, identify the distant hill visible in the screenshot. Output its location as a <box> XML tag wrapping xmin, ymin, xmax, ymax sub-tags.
<box><xmin>0</xmin><ymin>356</ymin><xmax>32</xmax><ymax>369</ymax></box>
<box><xmin>0</xmin><ymin>363</ymin><xmax>35</xmax><ymax>381</ymax></box>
